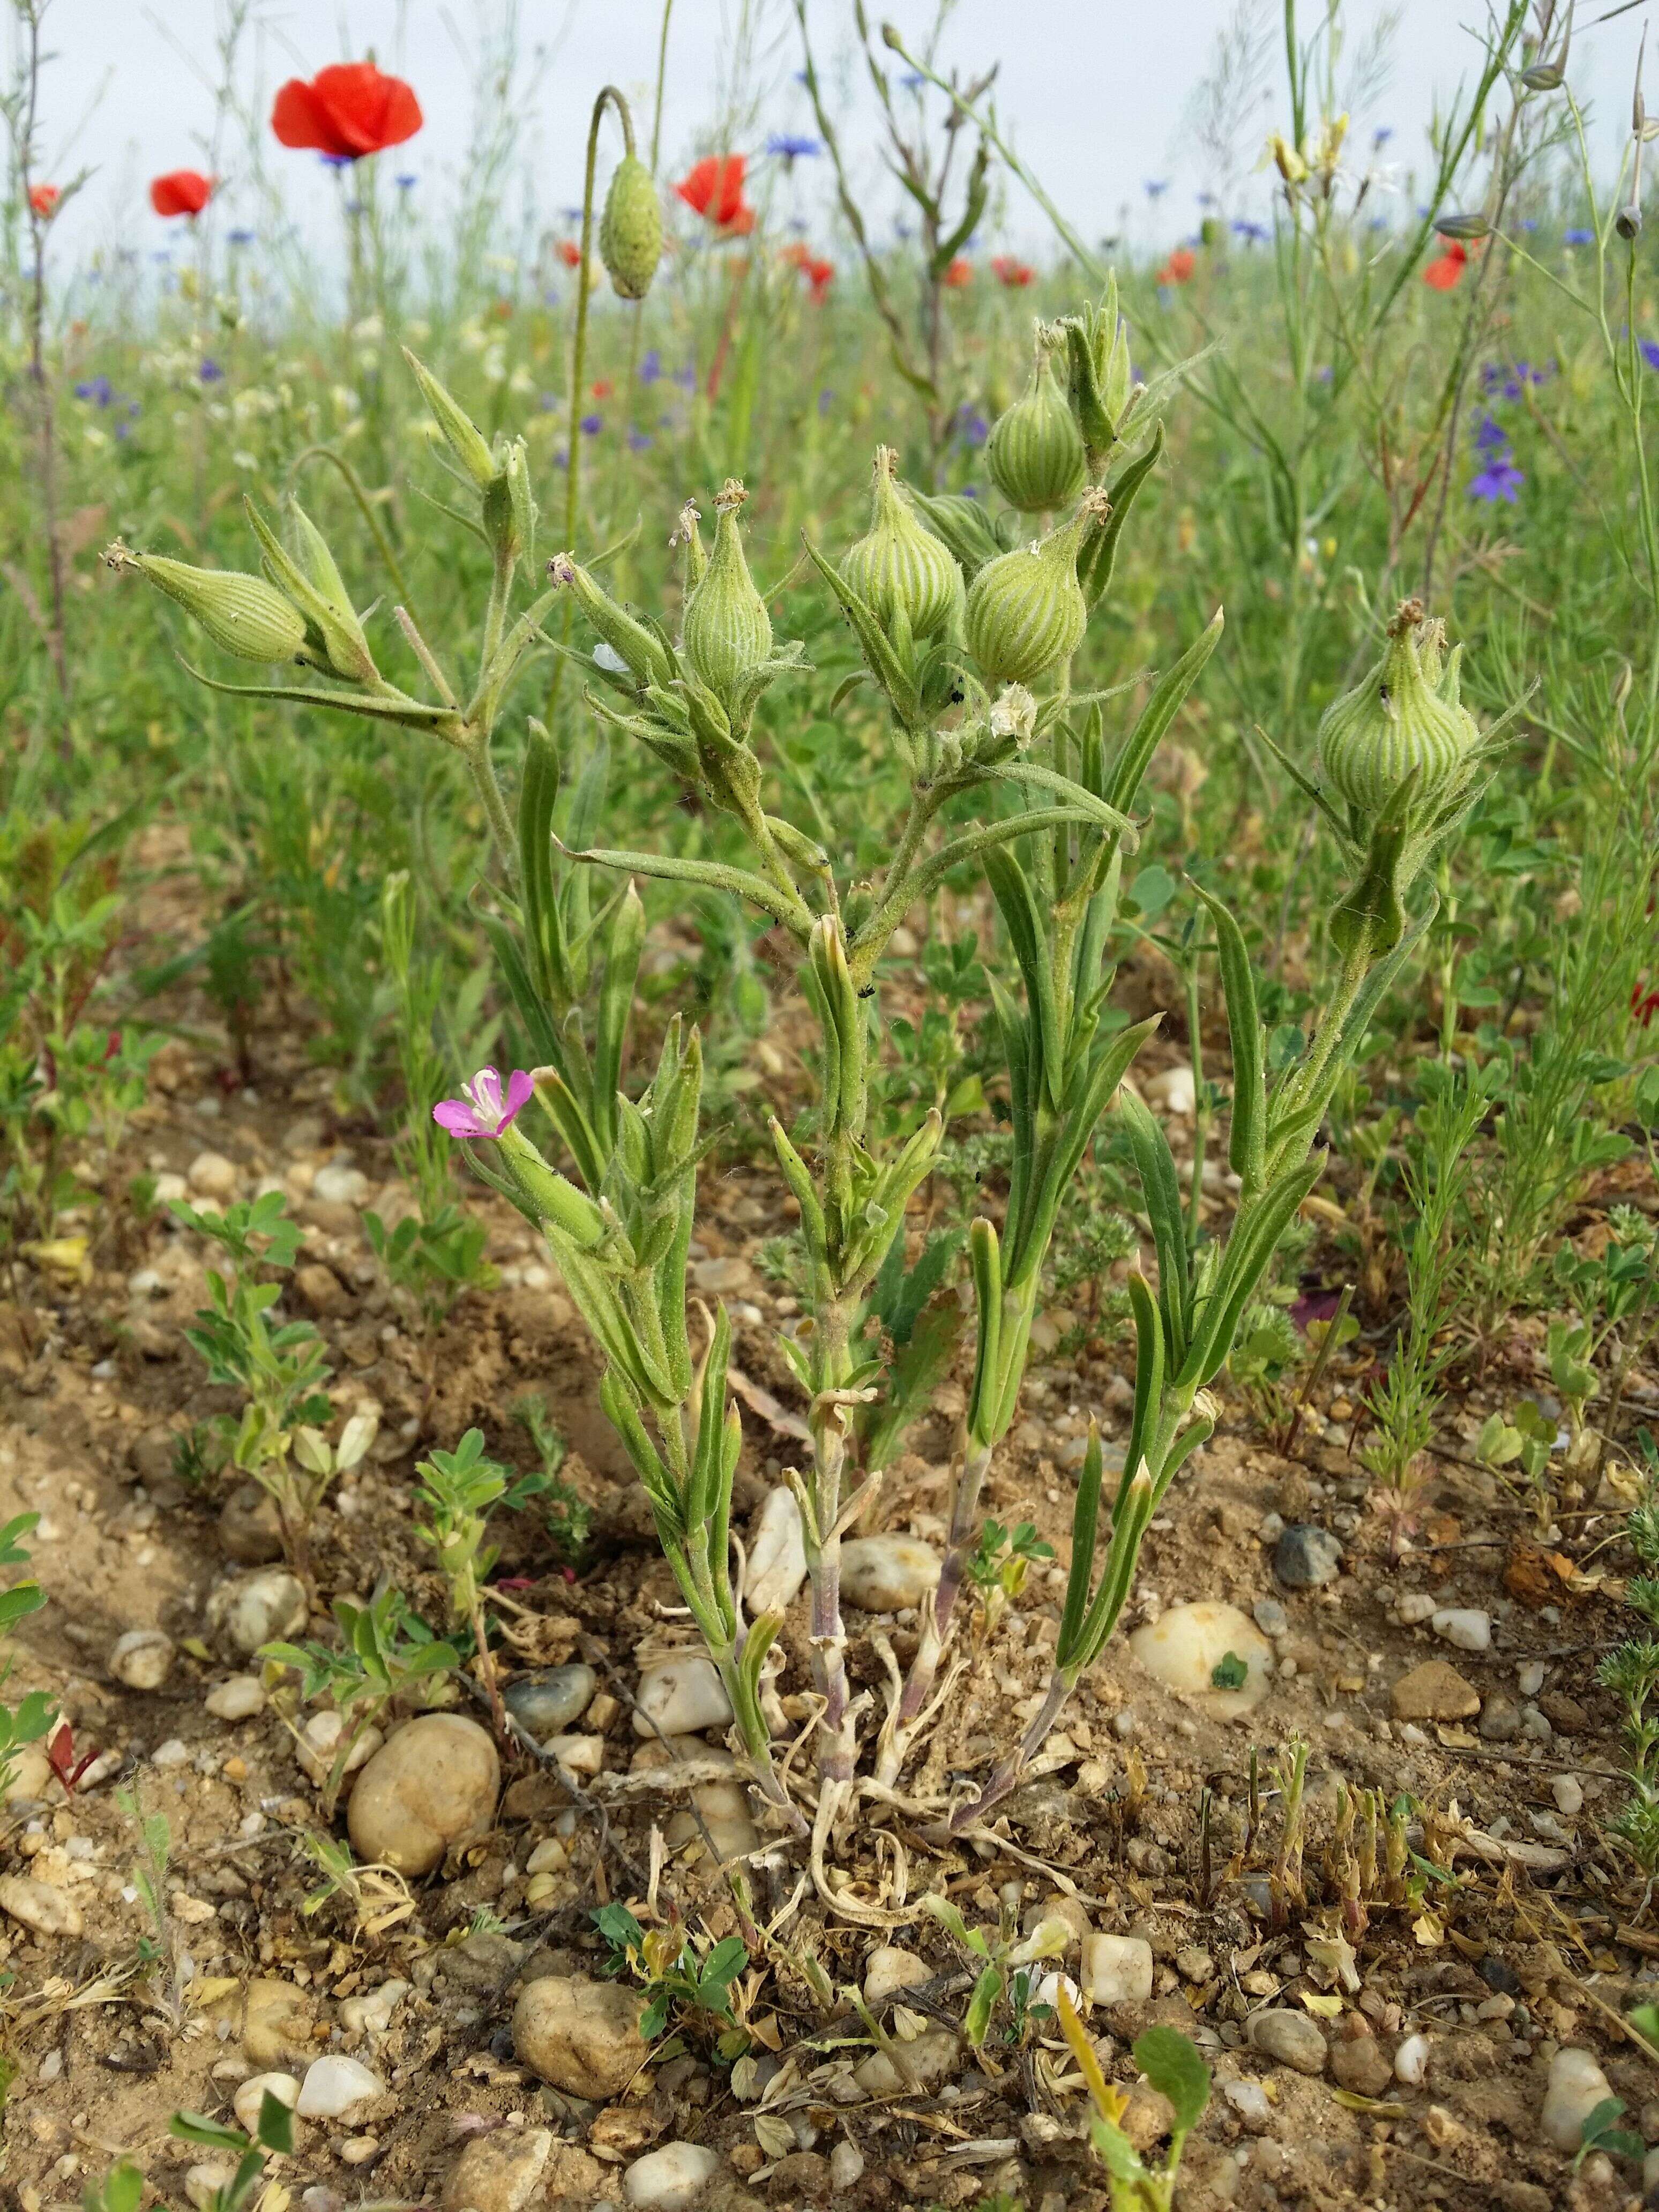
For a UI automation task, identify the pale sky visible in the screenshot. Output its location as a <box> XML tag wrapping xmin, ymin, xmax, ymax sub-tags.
<box><xmin>20</xmin><ymin>1</ymin><xmax>1648</xmax><ymax>280</ymax></box>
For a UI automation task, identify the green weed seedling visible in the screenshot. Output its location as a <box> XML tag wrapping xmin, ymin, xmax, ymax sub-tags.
<box><xmin>511</xmin><ymin>1394</ymin><xmax>593</xmax><ymax>1565</ymax></box>
<box><xmin>157</xmin><ymin>2088</ymin><xmax>295</xmax><ymax>2212</ymax></box>
<box><xmin>1475</xmin><ymin>1401</ymin><xmax>1559</xmax><ymax>1538</ymax></box>
<box><xmin>1058</xmin><ymin>1990</ymin><xmax>1212</xmax><ymax>2211</ymax></box>
<box><xmin>593</xmin><ymin>1903</ymin><xmax>749</xmax><ymax>2057</ymax></box>
<box><xmin>116</xmin><ymin>1786</ymin><xmax>182</xmax><ymax>2028</ymax></box>
<box><xmin>965</xmin><ymin>1518</ymin><xmax>1055</xmax><ymax>1647</ymax></box>
<box><xmin>415</xmin><ymin>1426</ymin><xmax>548</xmax><ymax>1727</ymax></box>
<box><xmin>171</xmin><ymin>1192</ymin><xmax>342</xmax><ymax>1583</ymax></box>
<box><xmin>918</xmin><ymin>1893</ymin><xmax>1072</xmax><ymax>2050</ymax></box>
<box><xmin>263</xmin><ymin>1585</ymin><xmax>458</xmax><ymax>1818</ymax></box>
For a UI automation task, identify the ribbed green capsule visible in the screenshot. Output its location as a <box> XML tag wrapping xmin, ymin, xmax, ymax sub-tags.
<box><xmin>1317</xmin><ymin>599</ymin><xmax>1481</xmax><ymax>817</ymax></box>
<box><xmin>964</xmin><ymin>491</ymin><xmax>1107</xmax><ymax>687</ymax></box>
<box><xmin>103</xmin><ymin>542</ymin><xmax>307</xmax><ymax>664</ymax></box>
<box><xmin>841</xmin><ymin>446</ymin><xmax>964</xmax><ymax>639</ymax></box>
<box><xmin>681</xmin><ymin>480</ymin><xmax>771</xmax><ymax>703</ymax></box>
<box><xmin>600</xmin><ymin>153</ymin><xmax>663</xmax><ymax>300</ymax></box>
<box><xmin>987</xmin><ymin>324</ymin><xmax>1087</xmax><ymax>514</ymax></box>
<box><xmin>548</xmin><ymin>551</ymin><xmax>675</xmax><ymax>691</ymax></box>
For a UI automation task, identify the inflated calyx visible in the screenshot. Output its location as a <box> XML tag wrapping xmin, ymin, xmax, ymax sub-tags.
<box><xmin>841</xmin><ymin>446</ymin><xmax>964</xmax><ymax>639</ymax></box>
<box><xmin>965</xmin><ymin>489</ymin><xmax>1109</xmax><ymax>686</ymax></box>
<box><xmin>987</xmin><ymin>324</ymin><xmax>1088</xmax><ymax>513</ymax></box>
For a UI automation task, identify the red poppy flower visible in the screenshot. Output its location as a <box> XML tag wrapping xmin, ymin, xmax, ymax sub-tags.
<box><xmin>1634</xmin><ymin>979</ymin><xmax>1659</xmax><ymax>1026</ymax></box>
<box><xmin>676</xmin><ymin>154</ymin><xmax>752</xmax><ymax>231</ymax></box>
<box><xmin>272</xmin><ymin>62</ymin><xmax>423</xmax><ymax>162</ymax></box>
<box><xmin>556</xmin><ymin>238</ymin><xmax>582</xmax><ymax>267</ymax></box>
<box><xmin>591</xmin><ymin>379</ymin><xmax>614</xmax><ymax>398</ymax></box>
<box><xmin>1423</xmin><ymin>242</ymin><xmax>1468</xmax><ymax>290</ymax></box>
<box><xmin>29</xmin><ymin>184</ymin><xmax>59</xmax><ymax>219</ymax></box>
<box><xmin>802</xmin><ymin>256</ymin><xmax>834</xmax><ymax>302</ymax></box>
<box><xmin>991</xmin><ymin>256</ymin><xmax>1034</xmax><ymax>288</ymax></box>
<box><xmin>943</xmin><ymin>256</ymin><xmax>974</xmax><ymax>288</ymax></box>
<box><xmin>151</xmin><ymin>170</ymin><xmax>214</xmax><ymax>219</ymax></box>
<box><xmin>1157</xmin><ymin>248</ymin><xmax>1197</xmax><ymax>285</ymax></box>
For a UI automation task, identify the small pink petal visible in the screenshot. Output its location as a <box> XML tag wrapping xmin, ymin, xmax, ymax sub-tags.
<box><xmin>433</xmin><ymin>1099</ymin><xmax>485</xmax><ymax>1138</ymax></box>
<box><xmin>499</xmin><ymin>1068</ymin><xmax>535</xmax><ymax>1130</ymax></box>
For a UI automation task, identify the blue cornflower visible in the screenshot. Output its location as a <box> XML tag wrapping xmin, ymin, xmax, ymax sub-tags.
<box><xmin>580</xmin><ymin>413</ymin><xmax>603</xmax><ymax>435</ymax></box>
<box><xmin>1144</xmin><ymin>178</ymin><xmax>1170</xmax><ymax>200</ymax></box>
<box><xmin>901</xmin><ymin>70</ymin><xmax>925</xmax><ymax>90</ymax></box>
<box><xmin>395</xmin><ymin>173</ymin><xmax>418</xmax><ymax>189</ymax></box>
<box><xmin>227</xmin><ymin>227</ymin><xmax>255</xmax><ymax>246</ymax></box>
<box><xmin>1232</xmin><ymin>219</ymin><xmax>1268</xmax><ymax>243</ymax></box>
<box><xmin>767</xmin><ymin>133</ymin><xmax>821</xmax><ymax>159</ymax></box>
<box><xmin>1641</xmin><ymin>339</ymin><xmax>1659</xmax><ymax>371</ymax></box>
<box><xmin>319</xmin><ymin>152</ymin><xmax>352</xmax><ymax>169</ymax></box>
<box><xmin>1565</xmin><ymin>227</ymin><xmax>1594</xmax><ymax>245</ymax></box>
<box><xmin>961</xmin><ymin>483</ymin><xmax>981</xmax><ymax>499</ymax></box>
<box><xmin>1373</xmin><ymin>126</ymin><xmax>1394</xmax><ymax>147</ymax></box>
<box><xmin>1468</xmin><ymin>453</ymin><xmax>1525</xmax><ymax>503</ymax></box>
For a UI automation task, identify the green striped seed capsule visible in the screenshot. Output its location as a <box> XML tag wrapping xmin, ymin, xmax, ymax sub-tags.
<box><xmin>841</xmin><ymin>446</ymin><xmax>964</xmax><ymax>639</ymax></box>
<box><xmin>104</xmin><ymin>543</ymin><xmax>307</xmax><ymax>664</ymax></box>
<box><xmin>987</xmin><ymin>325</ymin><xmax>1087</xmax><ymax>514</ymax></box>
<box><xmin>1318</xmin><ymin>599</ymin><xmax>1479</xmax><ymax>817</ymax></box>
<box><xmin>965</xmin><ymin>491</ymin><xmax>1107</xmax><ymax>687</ymax></box>
<box><xmin>600</xmin><ymin>154</ymin><xmax>663</xmax><ymax>300</ymax></box>
<box><xmin>682</xmin><ymin>481</ymin><xmax>771</xmax><ymax>703</ymax></box>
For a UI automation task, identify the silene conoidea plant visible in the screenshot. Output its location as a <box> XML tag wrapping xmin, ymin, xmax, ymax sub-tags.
<box><xmin>106</xmin><ymin>265</ymin><xmax>1494</xmax><ymax>1874</ymax></box>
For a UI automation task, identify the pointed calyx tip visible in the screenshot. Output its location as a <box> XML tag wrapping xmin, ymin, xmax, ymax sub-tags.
<box><xmin>1389</xmin><ymin>596</ymin><xmax>1425</xmax><ymax>637</ymax></box>
<box><xmin>715</xmin><ymin>479</ymin><xmax>749</xmax><ymax>512</ymax></box>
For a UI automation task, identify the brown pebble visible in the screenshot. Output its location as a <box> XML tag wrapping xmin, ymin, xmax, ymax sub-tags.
<box><xmin>1389</xmin><ymin>1660</ymin><xmax>1480</xmax><ymax>1722</ymax></box>
<box><xmin>1329</xmin><ymin>2031</ymin><xmax>1393</xmax><ymax>2099</ymax></box>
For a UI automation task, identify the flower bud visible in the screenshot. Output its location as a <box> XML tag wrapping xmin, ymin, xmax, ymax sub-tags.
<box><xmin>103</xmin><ymin>541</ymin><xmax>306</xmax><ymax>663</ymax></box>
<box><xmin>403</xmin><ymin>348</ymin><xmax>496</xmax><ymax>490</ymax></box>
<box><xmin>964</xmin><ymin>490</ymin><xmax>1107</xmax><ymax>687</ymax></box>
<box><xmin>286</xmin><ymin>501</ymin><xmax>378</xmax><ymax>681</ymax></box>
<box><xmin>681</xmin><ymin>480</ymin><xmax>772</xmax><ymax>703</ymax></box>
<box><xmin>548</xmin><ymin>552</ymin><xmax>675</xmax><ymax>691</ymax></box>
<box><xmin>841</xmin><ymin>446</ymin><xmax>963</xmax><ymax>639</ymax></box>
<box><xmin>987</xmin><ymin>325</ymin><xmax>1087</xmax><ymax>513</ymax></box>
<box><xmin>1317</xmin><ymin>597</ymin><xmax>1480</xmax><ymax>818</ymax></box>
<box><xmin>600</xmin><ymin>153</ymin><xmax>663</xmax><ymax>300</ymax></box>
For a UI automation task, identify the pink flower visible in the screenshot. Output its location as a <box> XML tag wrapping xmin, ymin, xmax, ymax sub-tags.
<box><xmin>433</xmin><ymin>1066</ymin><xmax>533</xmax><ymax>1140</ymax></box>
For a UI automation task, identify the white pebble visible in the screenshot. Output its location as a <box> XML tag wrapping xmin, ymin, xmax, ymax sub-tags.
<box><xmin>1431</xmin><ymin>1608</ymin><xmax>1491</xmax><ymax>1653</ymax></box>
<box><xmin>1396</xmin><ymin>1594</ymin><xmax>1437</xmax><ymax>1625</ymax></box>
<box><xmin>1552</xmin><ymin>1774</ymin><xmax>1584</xmax><ymax>1817</ymax></box>
<box><xmin>234</xmin><ymin>2072</ymin><xmax>300</xmax><ymax>2135</ymax></box>
<box><xmin>1394</xmin><ymin>2032</ymin><xmax>1429</xmax><ymax>2087</ymax></box>
<box><xmin>632</xmin><ymin>1655</ymin><xmax>732</xmax><ymax>1738</ymax></box>
<box><xmin>1081</xmin><ymin>1933</ymin><xmax>1153</xmax><ymax>2006</ymax></box>
<box><xmin>1541</xmin><ymin>2046</ymin><xmax>1614</xmax><ymax>2152</ymax></box>
<box><xmin>187</xmin><ymin>1151</ymin><xmax>238</xmax><ymax>1201</ymax></box>
<box><xmin>295</xmin><ymin>2053</ymin><xmax>384</xmax><ymax>2120</ymax></box>
<box><xmin>311</xmin><ymin>1161</ymin><xmax>371</xmax><ymax>1207</ymax></box>
<box><xmin>622</xmin><ymin>2141</ymin><xmax>720</xmax><ymax>2211</ymax></box>
<box><xmin>206</xmin><ymin>1676</ymin><xmax>267</xmax><ymax>1722</ymax></box>
<box><xmin>1518</xmin><ymin>1660</ymin><xmax>1546</xmax><ymax>1697</ymax></box>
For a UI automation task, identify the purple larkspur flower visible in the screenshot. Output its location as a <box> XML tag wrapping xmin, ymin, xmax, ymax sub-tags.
<box><xmin>639</xmin><ymin>348</ymin><xmax>663</xmax><ymax>383</ymax></box>
<box><xmin>954</xmin><ymin>404</ymin><xmax>989</xmax><ymax>446</ymax></box>
<box><xmin>818</xmin><ymin>387</ymin><xmax>835</xmax><ymax>416</ymax></box>
<box><xmin>580</xmin><ymin>412</ymin><xmax>603</xmax><ymax>435</ymax></box>
<box><xmin>1474</xmin><ymin>412</ymin><xmax>1509</xmax><ymax>451</ymax></box>
<box><xmin>199</xmin><ymin>357</ymin><xmax>224</xmax><ymax>383</ymax></box>
<box><xmin>1468</xmin><ymin>454</ymin><xmax>1525</xmax><ymax>503</ymax></box>
<box><xmin>433</xmin><ymin>1067</ymin><xmax>534</xmax><ymax>1141</ymax></box>
<box><xmin>75</xmin><ymin>375</ymin><xmax>113</xmax><ymax>406</ymax></box>
<box><xmin>1641</xmin><ymin>339</ymin><xmax>1659</xmax><ymax>372</ymax></box>
<box><xmin>671</xmin><ymin>364</ymin><xmax>697</xmax><ymax>391</ymax></box>
<box><xmin>627</xmin><ymin>427</ymin><xmax>653</xmax><ymax>451</ymax></box>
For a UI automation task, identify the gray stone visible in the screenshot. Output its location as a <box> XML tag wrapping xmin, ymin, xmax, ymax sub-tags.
<box><xmin>1251</xmin><ymin>1597</ymin><xmax>1289</xmax><ymax>1638</ymax></box>
<box><xmin>504</xmin><ymin>1664</ymin><xmax>596</xmax><ymax>1738</ymax></box>
<box><xmin>1247</xmin><ymin>2009</ymin><xmax>1327</xmax><ymax>2074</ymax></box>
<box><xmin>1478</xmin><ymin>1692</ymin><xmax>1522</xmax><ymax>1743</ymax></box>
<box><xmin>1274</xmin><ymin>1525</ymin><xmax>1343</xmax><ymax>1589</ymax></box>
